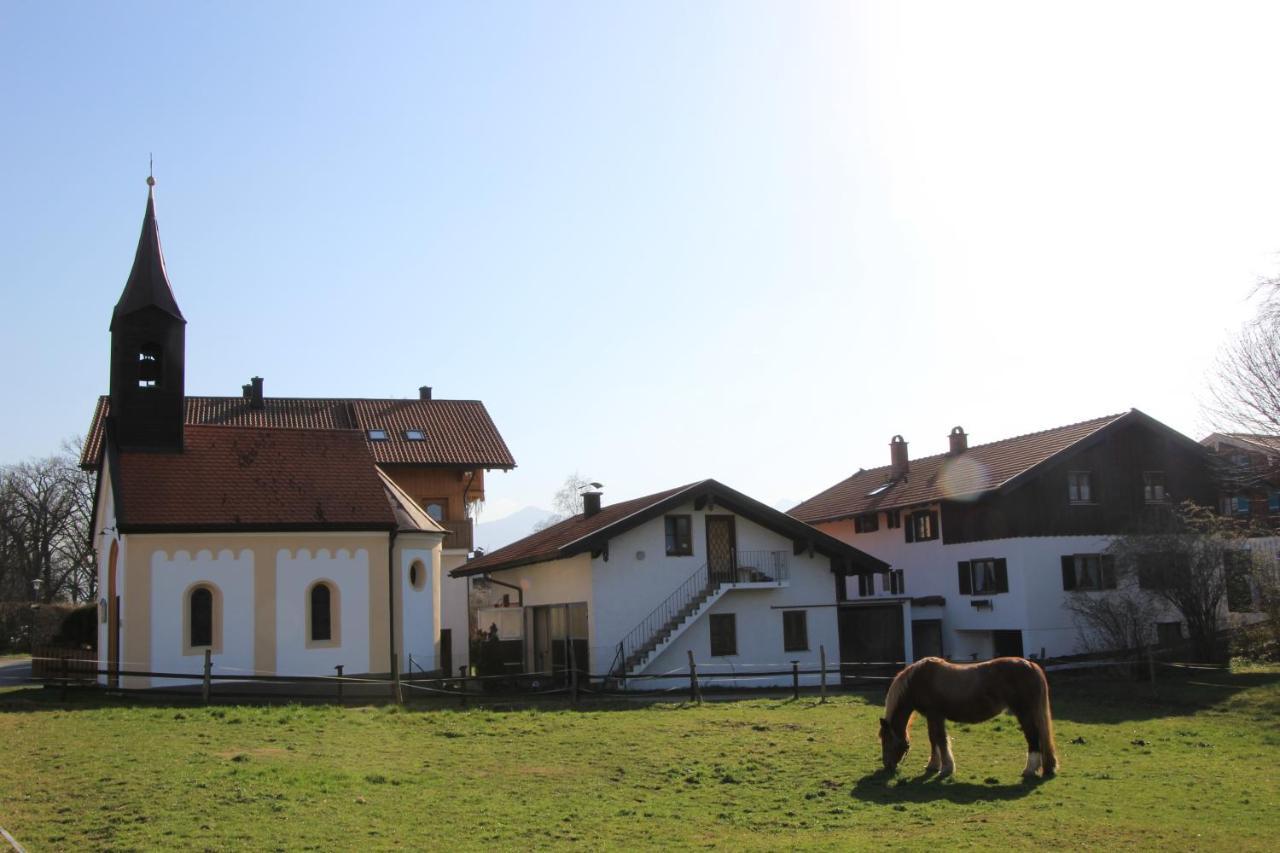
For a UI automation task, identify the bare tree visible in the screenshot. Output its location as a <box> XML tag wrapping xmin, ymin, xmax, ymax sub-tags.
<box><xmin>0</xmin><ymin>439</ymin><xmax>97</xmax><ymax>604</ymax></box>
<box><xmin>1209</xmin><ymin>278</ymin><xmax>1280</xmax><ymax>435</ymax></box>
<box><xmin>1100</xmin><ymin>502</ymin><xmax>1257</xmax><ymax>661</ymax></box>
<box><xmin>1064</xmin><ymin>584</ymin><xmax>1163</xmax><ymax>657</ymax></box>
<box><xmin>531</xmin><ymin>472</ymin><xmax>596</xmax><ymax>532</ymax></box>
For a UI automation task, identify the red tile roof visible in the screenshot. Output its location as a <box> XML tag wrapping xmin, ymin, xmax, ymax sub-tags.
<box><xmin>789</xmin><ymin>413</ymin><xmax>1131</xmax><ymax>524</ymax></box>
<box><xmin>113</xmin><ymin>425</ymin><xmax>397</xmax><ymax>532</ymax></box>
<box><xmin>455</xmin><ymin>479</ymin><xmax>889</xmax><ymax>577</ymax></box>
<box><xmin>84</xmin><ymin>396</ymin><xmax>515</xmax><ymax>470</ymax></box>
<box><xmin>458</xmin><ymin>484</ymin><xmax>695</xmax><ymax>574</ymax></box>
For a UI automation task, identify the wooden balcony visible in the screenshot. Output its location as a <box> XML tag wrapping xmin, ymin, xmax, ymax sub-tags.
<box><xmin>441</xmin><ymin>519</ymin><xmax>474</xmax><ymax>551</ymax></box>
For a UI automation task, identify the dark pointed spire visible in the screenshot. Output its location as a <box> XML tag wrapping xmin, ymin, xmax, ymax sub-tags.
<box><xmin>111</xmin><ymin>176</ymin><xmax>185</xmax><ymax>330</ymax></box>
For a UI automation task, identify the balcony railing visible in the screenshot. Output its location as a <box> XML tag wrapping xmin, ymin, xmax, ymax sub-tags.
<box><xmin>441</xmin><ymin>519</ymin><xmax>473</xmax><ymax>551</ymax></box>
<box><xmin>709</xmin><ymin>550</ymin><xmax>790</xmax><ymax>585</ymax></box>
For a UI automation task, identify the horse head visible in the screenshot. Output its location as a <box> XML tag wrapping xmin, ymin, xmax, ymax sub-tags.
<box><xmin>879</xmin><ymin>717</ymin><xmax>909</xmax><ymax>772</ymax></box>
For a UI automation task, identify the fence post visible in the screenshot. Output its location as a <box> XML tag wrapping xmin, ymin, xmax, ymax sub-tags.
<box><xmin>792</xmin><ymin>660</ymin><xmax>800</xmax><ymax>700</ymax></box>
<box><xmin>202</xmin><ymin>648</ymin><xmax>212</xmax><ymax>705</ymax></box>
<box><xmin>391</xmin><ymin>652</ymin><xmax>403</xmax><ymax>705</ymax></box>
<box><xmin>459</xmin><ymin>664</ymin><xmax>467</xmax><ymax>708</ymax></box>
<box><xmin>335</xmin><ymin>664</ymin><xmax>344</xmax><ymax>703</ymax></box>
<box><xmin>60</xmin><ymin>654</ymin><xmax>68</xmax><ymax>701</ymax></box>
<box><xmin>819</xmin><ymin>645</ymin><xmax>827</xmax><ymax>703</ymax></box>
<box><xmin>687</xmin><ymin>649</ymin><xmax>701</xmax><ymax>704</ymax></box>
<box><xmin>1146</xmin><ymin>644</ymin><xmax>1158</xmax><ymax>699</ymax></box>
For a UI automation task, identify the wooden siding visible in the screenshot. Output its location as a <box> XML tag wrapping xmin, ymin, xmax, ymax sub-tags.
<box><xmin>940</xmin><ymin>420</ymin><xmax>1217</xmax><ymax>544</ymax></box>
<box><xmin>378</xmin><ymin>465</ymin><xmax>486</xmax><ymax>521</ymax></box>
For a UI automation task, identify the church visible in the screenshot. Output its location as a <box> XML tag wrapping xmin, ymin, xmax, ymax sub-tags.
<box><xmin>83</xmin><ymin>181</ymin><xmax>515</xmax><ymax>688</ymax></box>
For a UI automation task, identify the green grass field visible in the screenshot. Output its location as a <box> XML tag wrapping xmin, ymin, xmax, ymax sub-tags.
<box><xmin>1</xmin><ymin>668</ymin><xmax>1277</xmax><ymax>850</ymax></box>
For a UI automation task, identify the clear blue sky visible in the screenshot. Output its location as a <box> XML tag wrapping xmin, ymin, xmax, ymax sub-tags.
<box><xmin>3</xmin><ymin>1</ymin><xmax>1280</xmax><ymax>518</ymax></box>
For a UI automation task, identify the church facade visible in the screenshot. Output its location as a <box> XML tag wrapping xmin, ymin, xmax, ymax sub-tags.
<box><xmin>86</xmin><ymin>183</ymin><xmax>514</xmax><ymax>688</ymax></box>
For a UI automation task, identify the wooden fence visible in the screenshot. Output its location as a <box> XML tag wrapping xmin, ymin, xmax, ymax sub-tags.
<box><xmin>29</xmin><ymin>646</ymin><xmax>96</xmax><ymax>680</ymax></box>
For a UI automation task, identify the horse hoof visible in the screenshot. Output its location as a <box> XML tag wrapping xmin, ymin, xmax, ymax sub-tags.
<box><xmin>939</xmin><ymin>768</ymin><xmax>954</xmax><ymax>778</ymax></box>
<box><xmin>1042</xmin><ymin>768</ymin><xmax>1057</xmax><ymax>779</ymax></box>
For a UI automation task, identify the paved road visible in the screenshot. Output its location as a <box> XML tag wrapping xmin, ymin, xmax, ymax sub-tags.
<box><xmin>0</xmin><ymin>658</ymin><xmax>34</xmax><ymax>686</ymax></box>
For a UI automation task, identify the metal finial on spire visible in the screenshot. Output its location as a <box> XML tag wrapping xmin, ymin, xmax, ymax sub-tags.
<box><xmin>147</xmin><ymin>153</ymin><xmax>155</xmax><ymax>187</ymax></box>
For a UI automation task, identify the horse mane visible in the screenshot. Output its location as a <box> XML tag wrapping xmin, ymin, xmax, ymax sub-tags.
<box><xmin>884</xmin><ymin>660</ymin><xmax>917</xmax><ymax>722</ymax></box>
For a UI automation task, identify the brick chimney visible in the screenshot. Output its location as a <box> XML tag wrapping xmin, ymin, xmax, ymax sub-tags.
<box><xmin>890</xmin><ymin>435</ymin><xmax>909</xmax><ymax>478</ymax></box>
<box><xmin>249</xmin><ymin>376</ymin><xmax>264</xmax><ymax>410</ymax></box>
<box><xmin>582</xmin><ymin>489</ymin><xmax>602</xmax><ymax>517</ymax></box>
<box><xmin>948</xmin><ymin>426</ymin><xmax>968</xmax><ymax>455</ymax></box>
<box><xmin>419</xmin><ymin>386</ymin><xmax>432</xmax><ymax>401</ymax></box>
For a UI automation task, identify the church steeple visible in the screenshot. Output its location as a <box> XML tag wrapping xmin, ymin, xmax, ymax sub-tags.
<box><xmin>108</xmin><ymin>177</ymin><xmax>187</xmax><ymax>452</ymax></box>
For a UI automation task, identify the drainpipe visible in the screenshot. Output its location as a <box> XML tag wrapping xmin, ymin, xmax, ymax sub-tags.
<box><xmin>387</xmin><ymin>528</ymin><xmax>398</xmax><ymax>683</ymax></box>
<box><xmin>484</xmin><ymin>574</ymin><xmax>523</xmax><ymax>606</ymax></box>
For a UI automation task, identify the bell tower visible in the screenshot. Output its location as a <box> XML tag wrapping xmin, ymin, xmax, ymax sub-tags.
<box><xmin>108</xmin><ymin>176</ymin><xmax>186</xmax><ymax>452</ymax></box>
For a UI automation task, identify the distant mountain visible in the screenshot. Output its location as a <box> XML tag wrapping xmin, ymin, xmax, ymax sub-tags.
<box><xmin>474</xmin><ymin>506</ymin><xmax>555</xmax><ymax>553</ymax></box>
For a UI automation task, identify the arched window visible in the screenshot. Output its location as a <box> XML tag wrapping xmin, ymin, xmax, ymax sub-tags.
<box><xmin>138</xmin><ymin>344</ymin><xmax>163</xmax><ymax>388</ymax></box>
<box><xmin>409</xmin><ymin>560</ymin><xmax>426</xmax><ymax>591</ymax></box>
<box><xmin>310</xmin><ymin>583</ymin><xmax>333</xmax><ymax>642</ymax></box>
<box><xmin>425</xmin><ymin>503</ymin><xmax>444</xmax><ymax>522</ymax></box>
<box><xmin>190</xmin><ymin>586</ymin><xmax>213</xmax><ymax>647</ymax></box>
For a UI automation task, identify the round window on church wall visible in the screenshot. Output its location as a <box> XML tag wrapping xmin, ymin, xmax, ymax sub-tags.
<box><xmin>409</xmin><ymin>560</ymin><xmax>426</xmax><ymax>591</ymax></box>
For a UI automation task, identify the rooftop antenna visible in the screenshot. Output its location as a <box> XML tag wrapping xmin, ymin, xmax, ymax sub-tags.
<box><xmin>147</xmin><ymin>153</ymin><xmax>155</xmax><ymax>187</ymax></box>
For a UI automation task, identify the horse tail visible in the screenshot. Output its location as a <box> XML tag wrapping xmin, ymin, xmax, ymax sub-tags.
<box><xmin>1033</xmin><ymin>662</ymin><xmax>1058</xmax><ymax>775</ymax></box>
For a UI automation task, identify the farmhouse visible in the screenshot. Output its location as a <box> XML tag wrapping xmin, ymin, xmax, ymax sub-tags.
<box><xmin>790</xmin><ymin>412</ymin><xmax>1221</xmax><ymax>661</ymax></box>
<box><xmin>452</xmin><ymin>480</ymin><xmax>889</xmax><ymax>688</ymax></box>
<box><xmin>83</xmin><ymin>183</ymin><xmax>514</xmax><ymax>687</ymax></box>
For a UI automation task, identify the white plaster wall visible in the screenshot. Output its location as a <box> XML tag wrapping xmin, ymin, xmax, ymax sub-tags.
<box><xmin>93</xmin><ymin>467</ymin><xmax>119</xmax><ymax>685</ymax></box>
<box><xmin>640</xmin><ymin>546</ymin><xmax>842</xmax><ymax>689</ymax></box>
<box><xmin>276</xmin><ymin>548</ymin><xmax>371</xmax><ymax>676</ymax></box>
<box><xmin>817</xmin><ymin>510</ymin><xmax>1169</xmax><ymax>659</ymax></box>
<box><xmin>441</xmin><ymin>552</ymin><xmax>470</xmax><ymax>674</ymax></box>
<box><xmin>150</xmin><ymin>548</ymin><xmax>255</xmax><ymax>685</ymax></box>
<box><xmin>398</xmin><ymin>537</ymin><xmax>440</xmax><ymax>673</ymax></box>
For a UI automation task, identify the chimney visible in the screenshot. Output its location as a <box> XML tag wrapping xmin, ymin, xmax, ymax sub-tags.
<box><xmin>242</xmin><ymin>383</ymin><xmax>252</xmax><ymax>399</ymax></box>
<box><xmin>948</xmin><ymin>426</ymin><xmax>968</xmax><ymax>455</ymax></box>
<box><xmin>249</xmin><ymin>376</ymin><xmax>264</xmax><ymax>410</ymax></box>
<box><xmin>582</xmin><ymin>490</ymin><xmax>603</xmax><ymax>518</ymax></box>
<box><xmin>419</xmin><ymin>385</ymin><xmax>432</xmax><ymax>401</ymax></box>
<box><xmin>890</xmin><ymin>435</ymin><xmax>909</xmax><ymax>478</ymax></box>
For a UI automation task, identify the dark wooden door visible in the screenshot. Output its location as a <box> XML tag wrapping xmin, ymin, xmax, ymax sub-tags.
<box><xmin>837</xmin><ymin>604</ymin><xmax>905</xmax><ymax>681</ymax></box>
<box><xmin>911</xmin><ymin>619</ymin><xmax>943</xmax><ymax>661</ymax></box>
<box><xmin>107</xmin><ymin>541</ymin><xmax>119</xmax><ymax>689</ymax></box>
<box><xmin>439</xmin><ymin>629</ymin><xmax>452</xmax><ymax>677</ymax></box>
<box><xmin>705</xmin><ymin>516</ymin><xmax>737</xmax><ymax>583</ymax></box>
<box><xmin>992</xmin><ymin>630</ymin><xmax>1024</xmax><ymax>659</ymax></box>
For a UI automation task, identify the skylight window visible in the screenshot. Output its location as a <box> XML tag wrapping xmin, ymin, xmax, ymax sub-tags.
<box><xmin>367</xmin><ymin>429</ymin><xmax>388</xmax><ymax>441</ymax></box>
<box><xmin>867</xmin><ymin>483</ymin><xmax>891</xmax><ymax>497</ymax></box>
<box><xmin>404</xmin><ymin>429</ymin><xmax>426</xmax><ymax>441</ymax></box>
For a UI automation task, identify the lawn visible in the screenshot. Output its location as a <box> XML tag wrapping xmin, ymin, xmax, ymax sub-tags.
<box><xmin>1</xmin><ymin>668</ymin><xmax>1277</xmax><ymax>850</ymax></box>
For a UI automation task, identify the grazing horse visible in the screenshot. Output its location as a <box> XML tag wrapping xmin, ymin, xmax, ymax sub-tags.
<box><xmin>878</xmin><ymin>656</ymin><xmax>1057</xmax><ymax>779</ymax></box>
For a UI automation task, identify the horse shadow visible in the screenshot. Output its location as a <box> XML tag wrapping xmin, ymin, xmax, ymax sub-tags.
<box><xmin>849</xmin><ymin>769</ymin><xmax>1045</xmax><ymax>805</ymax></box>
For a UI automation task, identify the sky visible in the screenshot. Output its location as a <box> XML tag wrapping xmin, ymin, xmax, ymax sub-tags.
<box><xmin>3</xmin><ymin>1</ymin><xmax>1280</xmax><ymax>521</ymax></box>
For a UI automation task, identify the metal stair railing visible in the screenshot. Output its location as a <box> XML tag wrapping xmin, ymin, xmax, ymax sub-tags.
<box><xmin>614</xmin><ymin>562</ymin><xmax>711</xmax><ymax>675</ymax></box>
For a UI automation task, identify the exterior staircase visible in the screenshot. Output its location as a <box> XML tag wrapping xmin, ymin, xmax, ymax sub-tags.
<box><xmin>612</xmin><ymin>551</ymin><xmax>789</xmax><ymax>677</ymax></box>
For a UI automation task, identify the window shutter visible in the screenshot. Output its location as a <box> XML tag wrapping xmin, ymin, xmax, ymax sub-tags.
<box><xmin>1101</xmin><ymin>555</ymin><xmax>1116</xmax><ymax>589</ymax></box>
<box><xmin>957</xmin><ymin>561</ymin><xmax>971</xmax><ymax>595</ymax></box>
<box><xmin>905</xmin><ymin>517</ymin><xmax>915</xmax><ymax>543</ymax></box>
<box><xmin>1061</xmin><ymin>556</ymin><xmax>1077</xmax><ymax>590</ymax></box>
<box><xmin>857</xmin><ymin>574</ymin><xmax>869</xmax><ymax>597</ymax></box>
<box><xmin>928</xmin><ymin>510</ymin><xmax>939</xmax><ymax>540</ymax></box>
<box><xmin>994</xmin><ymin>558</ymin><xmax>1009</xmax><ymax>593</ymax></box>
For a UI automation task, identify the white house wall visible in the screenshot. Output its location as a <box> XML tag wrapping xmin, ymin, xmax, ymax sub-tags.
<box><xmin>398</xmin><ymin>539</ymin><xmax>439</xmax><ymax>674</ymax></box>
<box><xmin>640</xmin><ymin>549</ymin><xmax>842</xmax><ymax>690</ymax></box>
<box><xmin>591</xmin><ymin>502</ymin><xmax>842</xmax><ymax>686</ymax></box>
<box><xmin>276</xmin><ymin>548</ymin><xmax>372</xmax><ymax>676</ymax></box>
<box><xmin>441</xmin><ymin>552</ymin><xmax>471</xmax><ymax>673</ymax></box>
<box><xmin>818</xmin><ymin>510</ymin><xmax>1181</xmax><ymax>660</ymax></box>
<box><xmin>150</xmin><ymin>548</ymin><xmax>255</xmax><ymax>685</ymax></box>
